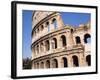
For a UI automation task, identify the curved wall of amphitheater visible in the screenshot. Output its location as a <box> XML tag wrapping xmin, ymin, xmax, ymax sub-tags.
<box><xmin>31</xmin><ymin>11</ymin><xmax>91</xmax><ymax>69</ymax></box>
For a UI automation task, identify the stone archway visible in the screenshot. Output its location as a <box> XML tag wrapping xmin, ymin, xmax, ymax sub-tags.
<box><xmin>45</xmin><ymin>40</ymin><xmax>50</xmax><ymax>51</ymax></box>
<box><xmin>86</xmin><ymin>55</ymin><xmax>91</xmax><ymax>66</ymax></box>
<box><xmin>40</xmin><ymin>62</ymin><xmax>44</xmax><ymax>68</ymax></box>
<box><xmin>72</xmin><ymin>55</ymin><xmax>79</xmax><ymax>67</ymax></box>
<box><xmin>84</xmin><ymin>33</ymin><xmax>91</xmax><ymax>43</ymax></box>
<box><xmin>61</xmin><ymin>35</ymin><xmax>67</xmax><ymax>47</ymax></box>
<box><xmin>52</xmin><ymin>59</ymin><xmax>58</xmax><ymax>68</ymax></box>
<box><xmin>52</xmin><ymin>38</ymin><xmax>57</xmax><ymax>49</ymax></box>
<box><xmin>46</xmin><ymin>60</ymin><xmax>50</xmax><ymax>68</ymax></box>
<box><xmin>75</xmin><ymin>36</ymin><xmax>81</xmax><ymax>44</ymax></box>
<box><xmin>61</xmin><ymin>57</ymin><xmax>68</xmax><ymax>67</ymax></box>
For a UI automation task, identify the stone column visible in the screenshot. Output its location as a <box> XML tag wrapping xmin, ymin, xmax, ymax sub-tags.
<box><xmin>57</xmin><ymin>57</ymin><xmax>62</xmax><ymax>68</ymax></box>
<box><xmin>49</xmin><ymin>39</ymin><xmax>53</xmax><ymax>52</ymax></box>
<box><xmin>79</xmin><ymin>53</ymin><xmax>86</xmax><ymax>66</ymax></box>
<box><xmin>44</xmin><ymin>60</ymin><xmax>46</xmax><ymax>68</ymax></box>
<box><xmin>40</xmin><ymin>43</ymin><xmax>44</xmax><ymax>54</ymax></box>
<box><xmin>80</xmin><ymin>34</ymin><xmax>85</xmax><ymax>45</ymax></box>
<box><xmin>57</xmin><ymin>35</ymin><xmax>62</xmax><ymax>49</ymax></box>
<box><xmin>67</xmin><ymin>55</ymin><xmax>73</xmax><ymax>67</ymax></box>
<box><xmin>66</xmin><ymin>29</ymin><xmax>74</xmax><ymax>47</ymax></box>
<box><xmin>43</xmin><ymin>41</ymin><xmax>46</xmax><ymax>53</ymax></box>
<box><xmin>45</xmin><ymin>23</ymin><xmax>48</xmax><ymax>33</ymax></box>
<box><xmin>50</xmin><ymin>59</ymin><xmax>53</xmax><ymax>68</ymax></box>
<box><xmin>38</xmin><ymin>43</ymin><xmax>41</xmax><ymax>55</ymax></box>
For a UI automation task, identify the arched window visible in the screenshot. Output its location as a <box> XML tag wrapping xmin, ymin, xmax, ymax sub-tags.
<box><xmin>46</xmin><ymin>22</ymin><xmax>50</xmax><ymax>32</ymax></box>
<box><xmin>41</xmin><ymin>25</ymin><xmax>44</xmax><ymax>31</ymax></box>
<box><xmin>52</xmin><ymin>59</ymin><xmax>58</xmax><ymax>68</ymax></box>
<box><xmin>37</xmin><ymin>45</ymin><xmax>39</xmax><ymax>54</ymax></box>
<box><xmin>62</xmin><ymin>57</ymin><xmax>68</xmax><ymax>67</ymax></box>
<box><xmin>37</xmin><ymin>63</ymin><xmax>39</xmax><ymax>69</ymax></box>
<box><xmin>84</xmin><ymin>34</ymin><xmax>91</xmax><ymax>43</ymax></box>
<box><xmin>45</xmin><ymin>40</ymin><xmax>50</xmax><ymax>51</ymax></box>
<box><xmin>71</xmin><ymin>29</ymin><xmax>73</xmax><ymax>33</ymax></box>
<box><xmin>75</xmin><ymin>36</ymin><xmax>81</xmax><ymax>44</ymax></box>
<box><xmin>61</xmin><ymin>35</ymin><xmax>66</xmax><ymax>47</ymax></box>
<box><xmin>52</xmin><ymin>18</ymin><xmax>57</xmax><ymax>29</ymax></box>
<box><xmin>46</xmin><ymin>60</ymin><xmax>50</xmax><ymax>68</ymax></box>
<box><xmin>40</xmin><ymin>42</ymin><xmax>44</xmax><ymax>52</ymax></box>
<box><xmin>72</xmin><ymin>55</ymin><xmax>79</xmax><ymax>67</ymax></box>
<box><xmin>52</xmin><ymin>38</ymin><xmax>57</xmax><ymax>49</ymax></box>
<box><xmin>40</xmin><ymin>62</ymin><xmax>44</xmax><ymax>68</ymax></box>
<box><xmin>86</xmin><ymin>55</ymin><xmax>91</xmax><ymax>66</ymax></box>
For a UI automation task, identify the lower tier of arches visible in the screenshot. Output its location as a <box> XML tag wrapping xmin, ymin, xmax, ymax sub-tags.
<box><xmin>32</xmin><ymin>52</ymin><xmax>91</xmax><ymax>69</ymax></box>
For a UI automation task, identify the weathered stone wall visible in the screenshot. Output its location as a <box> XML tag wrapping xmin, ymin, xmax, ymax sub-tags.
<box><xmin>31</xmin><ymin>11</ymin><xmax>91</xmax><ymax>69</ymax></box>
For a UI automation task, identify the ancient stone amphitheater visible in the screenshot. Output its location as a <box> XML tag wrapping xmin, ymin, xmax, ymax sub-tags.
<box><xmin>31</xmin><ymin>11</ymin><xmax>91</xmax><ymax>69</ymax></box>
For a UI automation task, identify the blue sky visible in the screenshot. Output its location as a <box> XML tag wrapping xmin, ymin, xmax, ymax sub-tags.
<box><xmin>22</xmin><ymin>10</ymin><xmax>90</xmax><ymax>59</ymax></box>
<box><xmin>22</xmin><ymin>10</ymin><xmax>33</xmax><ymax>58</ymax></box>
<box><xmin>60</xmin><ymin>12</ymin><xmax>90</xmax><ymax>27</ymax></box>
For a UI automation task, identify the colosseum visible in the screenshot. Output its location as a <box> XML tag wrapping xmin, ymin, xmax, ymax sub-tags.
<box><xmin>31</xmin><ymin>11</ymin><xmax>91</xmax><ymax>69</ymax></box>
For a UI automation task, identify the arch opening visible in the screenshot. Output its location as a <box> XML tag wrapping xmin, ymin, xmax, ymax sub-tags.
<box><xmin>52</xmin><ymin>18</ymin><xmax>57</xmax><ymax>29</ymax></box>
<box><xmin>52</xmin><ymin>59</ymin><xmax>58</xmax><ymax>68</ymax></box>
<box><xmin>72</xmin><ymin>55</ymin><xmax>79</xmax><ymax>67</ymax></box>
<box><xmin>46</xmin><ymin>60</ymin><xmax>50</xmax><ymax>68</ymax></box>
<box><xmin>62</xmin><ymin>57</ymin><xmax>68</xmax><ymax>67</ymax></box>
<box><xmin>86</xmin><ymin>55</ymin><xmax>91</xmax><ymax>66</ymax></box>
<box><xmin>84</xmin><ymin>34</ymin><xmax>91</xmax><ymax>43</ymax></box>
<box><xmin>37</xmin><ymin>63</ymin><xmax>39</xmax><ymax>69</ymax></box>
<box><xmin>40</xmin><ymin>62</ymin><xmax>44</xmax><ymax>68</ymax></box>
<box><xmin>52</xmin><ymin>38</ymin><xmax>57</xmax><ymax>49</ymax></box>
<box><xmin>75</xmin><ymin>36</ymin><xmax>81</xmax><ymax>44</ymax></box>
<box><xmin>61</xmin><ymin>35</ymin><xmax>66</xmax><ymax>47</ymax></box>
<box><xmin>45</xmin><ymin>40</ymin><xmax>50</xmax><ymax>51</ymax></box>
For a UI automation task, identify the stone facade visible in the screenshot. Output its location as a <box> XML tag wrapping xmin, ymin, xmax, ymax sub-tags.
<box><xmin>31</xmin><ymin>11</ymin><xmax>91</xmax><ymax>69</ymax></box>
